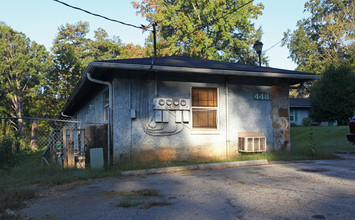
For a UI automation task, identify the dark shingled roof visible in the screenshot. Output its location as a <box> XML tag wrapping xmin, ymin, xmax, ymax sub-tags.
<box><xmin>99</xmin><ymin>56</ymin><xmax>313</xmax><ymax>75</ymax></box>
<box><xmin>289</xmin><ymin>98</ymin><xmax>311</xmax><ymax>108</ymax></box>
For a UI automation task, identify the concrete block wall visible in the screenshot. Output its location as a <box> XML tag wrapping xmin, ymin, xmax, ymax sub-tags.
<box><xmin>111</xmin><ymin>78</ymin><xmax>277</xmax><ymax>163</ymax></box>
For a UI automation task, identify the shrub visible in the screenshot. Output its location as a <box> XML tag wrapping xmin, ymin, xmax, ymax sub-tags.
<box><xmin>310</xmin><ymin>63</ymin><xmax>355</xmax><ymax>125</ymax></box>
<box><xmin>0</xmin><ymin>137</ymin><xmax>18</xmax><ymax>169</ymax></box>
<box><xmin>291</xmin><ymin>123</ymin><xmax>299</xmax><ymax>127</ymax></box>
<box><xmin>302</xmin><ymin>118</ymin><xmax>311</xmax><ymax>126</ymax></box>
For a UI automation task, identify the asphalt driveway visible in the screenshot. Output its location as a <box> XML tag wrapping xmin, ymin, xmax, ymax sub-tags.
<box><xmin>21</xmin><ymin>154</ymin><xmax>355</xmax><ymax>220</ymax></box>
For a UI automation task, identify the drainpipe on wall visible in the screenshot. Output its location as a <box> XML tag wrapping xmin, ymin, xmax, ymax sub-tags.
<box><xmin>87</xmin><ymin>72</ymin><xmax>112</xmax><ymax>165</ymax></box>
<box><xmin>129</xmin><ymin>80</ymin><xmax>133</xmax><ymax>163</ymax></box>
<box><xmin>154</xmin><ymin>72</ymin><xmax>158</xmax><ymax>97</ymax></box>
<box><xmin>225</xmin><ymin>78</ymin><xmax>230</xmax><ymax>159</ymax></box>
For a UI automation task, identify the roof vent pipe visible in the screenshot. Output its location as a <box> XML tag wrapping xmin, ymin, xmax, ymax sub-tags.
<box><xmin>87</xmin><ymin>72</ymin><xmax>112</xmax><ymax>165</ymax></box>
<box><xmin>150</xmin><ymin>22</ymin><xmax>157</xmax><ymax>69</ymax></box>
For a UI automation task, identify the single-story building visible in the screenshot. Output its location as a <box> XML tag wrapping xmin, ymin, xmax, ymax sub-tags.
<box><xmin>289</xmin><ymin>98</ymin><xmax>338</xmax><ymax>126</ymax></box>
<box><xmin>62</xmin><ymin>56</ymin><xmax>319</xmax><ymax>163</ymax></box>
<box><xmin>289</xmin><ymin>98</ymin><xmax>311</xmax><ymax>126</ymax></box>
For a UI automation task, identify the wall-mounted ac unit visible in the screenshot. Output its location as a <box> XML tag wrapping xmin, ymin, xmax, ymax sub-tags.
<box><xmin>238</xmin><ymin>132</ymin><xmax>266</xmax><ymax>152</ymax></box>
<box><xmin>153</xmin><ymin>98</ymin><xmax>190</xmax><ymax>110</ymax></box>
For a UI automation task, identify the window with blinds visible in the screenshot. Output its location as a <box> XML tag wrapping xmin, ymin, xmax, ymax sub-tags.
<box><xmin>191</xmin><ymin>88</ymin><xmax>218</xmax><ymax>129</ymax></box>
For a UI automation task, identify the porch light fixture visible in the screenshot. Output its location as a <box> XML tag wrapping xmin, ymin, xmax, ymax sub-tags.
<box><xmin>253</xmin><ymin>41</ymin><xmax>263</xmax><ymax>66</ymax></box>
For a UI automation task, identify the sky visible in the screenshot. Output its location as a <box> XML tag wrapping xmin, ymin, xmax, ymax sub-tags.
<box><xmin>0</xmin><ymin>0</ymin><xmax>309</xmax><ymax>70</ymax></box>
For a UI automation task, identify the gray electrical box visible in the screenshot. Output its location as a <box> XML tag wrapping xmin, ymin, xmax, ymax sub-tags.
<box><xmin>90</xmin><ymin>148</ymin><xmax>104</xmax><ymax>169</ymax></box>
<box><xmin>155</xmin><ymin>110</ymin><xmax>162</xmax><ymax>122</ymax></box>
<box><xmin>162</xmin><ymin>111</ymin><xmax>169</xmax><ymax>123</ymax></box>
<box><xmin>183</xmin><ymin>111</ymin><xmax>190</xmax><ymax>123</ymax></box>
<box><xmin>175</xmin><ymin>110</ymin><xmax>182</xmax><ymax>123</ymax></box>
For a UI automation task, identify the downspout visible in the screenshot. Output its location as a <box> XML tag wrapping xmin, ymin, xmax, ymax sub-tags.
<box><xmin>87</xmin><ymin>72</ymin><xmax>112</xmax><ymax>165</ymax></box>
<box><xmin>129</xmin><ymin>80</ymin><xmax>132</xmax><ymax>163</ymax></box>
<box><xmin>225</xmin><ymin>78</ymin><xmax>230</xmax><ymax>159</ymax></box>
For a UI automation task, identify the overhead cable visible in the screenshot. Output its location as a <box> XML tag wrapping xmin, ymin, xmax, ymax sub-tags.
<box><xmin>52</xmin><ymin>0</ymin><xmax>149</xmax><ymax>31</ymax></box>
<box><xmin>264</xmin><ymin>40</ymin><xmax>282</xmax><ymax>52</ymax></box>
<box><xmin>236</xmin><ymin>0</ymin><xmax>254</xmax><ymax>11</ymax></box>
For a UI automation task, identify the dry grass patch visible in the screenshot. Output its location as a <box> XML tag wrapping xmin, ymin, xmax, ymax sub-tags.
<box><xmin>98</xmin><ymin>188</ymin><xmax>175</xmax><ymax>209</ymax></box>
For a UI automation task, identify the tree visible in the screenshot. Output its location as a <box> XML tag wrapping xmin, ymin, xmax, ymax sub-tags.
<box><xmin>86</xmin><ymin>28</ymin><xmax>121</xmax><ymax>62</ymax></box>
<box><xmin>282</xmin><ymin>0</ymin><xmax>354</xmax><ymax>74</ymax></box>
<box><xmin>48</xmin><ymin>22</ymin><xmax>122</xmax><ymax>116</ymax></box>
<box><xmin>310</xmin><ymin>62</ymin><xmax>355</xmax><ymax>125</ymax></box>
<box><xmin>0</xmin><ymin>23</ymin><xmax>48</xmax><ymax>142</ymax></box>
<box><xmin>119</xmin><ymin>43</ymin><xmax>145</xmax><ymax>59</ymax></box>
<box><xmin>132</xmin><ymin>0</ymin><xmax>265</xmax><ymax>64</ymax></box>
<box><xmin>49</xmin><ymin>21</ymin><xmax>90</xmax><ymax>106</ymax></box>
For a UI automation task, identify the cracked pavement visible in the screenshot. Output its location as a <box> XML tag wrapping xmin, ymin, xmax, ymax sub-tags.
<box><xmin>21</xmin><ymin>155</ymin><xmax>355</xmax><ymax>220</ymax></box>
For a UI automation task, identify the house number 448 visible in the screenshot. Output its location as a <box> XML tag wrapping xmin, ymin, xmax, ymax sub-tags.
<box><xmin>253</xmin><ymin>93</ymin><xmax>270</xmax><ymax>100</ymax></box>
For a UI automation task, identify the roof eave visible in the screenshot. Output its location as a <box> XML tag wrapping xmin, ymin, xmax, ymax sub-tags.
<box><xmin>88</xmin><ymin>61</ymin><xmax>321</xmax><ymax>80</ymax></box>
<box><xmin>62</xmin><ymin>62</ymin><xmax>319</xmax><ymax>115</ymax></box>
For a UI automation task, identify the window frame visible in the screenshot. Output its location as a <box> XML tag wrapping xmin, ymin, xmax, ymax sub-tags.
<box><xmin>190</xmin><ymin>87</ymin><xmax>219</xmax><ymax>130</ymax></box>
<box><xmin>103</xmin><ymin>89</ymin><xmax>109</xmax><ymax>122</ymax></box>
<box><xmin>290</xmin><ymin>109</ymin><xmax>294</xmax><ymax>122</ymax></box>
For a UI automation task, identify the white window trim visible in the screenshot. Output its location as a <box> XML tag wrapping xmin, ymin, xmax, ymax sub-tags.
<box><xmin>190</xmin><ymin>87</ymin><xmax>220</xmax><ymax>131</ymax></box>
<box><xmin>103</xmin><ymin>89</ymin><xmax>109</xmax><ymax>122</ymax></box>
<box><xmin>290</xmin><ymin>109</ymin><xmax>295</xmax><ymax>122</ymax></box>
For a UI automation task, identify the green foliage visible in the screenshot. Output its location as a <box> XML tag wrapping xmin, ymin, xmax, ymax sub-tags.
<box><xmin>291</xmin><ymin>126</ymin><xmax>353</xmax><ymax>150</ymax></box>
<box><xmin>0</xmin><ymin>23</ymin><xmax>49</xmax><ymax>140</ymax></box>
<box><xmin>47</xmin><ymin>21</ymin><xmax>122</xmax><ymax>116</ymax></box>
<box><xmin>119</xmin><ymin>43</ymin><xmax>146</xmax><ymax>59</ymax></box>
<box><xmin>308</xmin><ymin>128</ymin><xmax>316</xmax><ymax>155</ymax></box>
<box><xmin>132</xmin><ymin>0</ymin><xmax>266</xmax><ymax>64</ymax></box>
<box><xmin>302</xmin><ymin>118</ymin><xmax>311</xmax><ymax>126</ymax></box>
<box><xmin>0</xmin><ymin>137</ymin><xmax>18</xmax><ymax>169</ymax></box>
<box><xmin>310</xmin><ymin>63</ymin><xmax>355</xmax><ymax>125</ymax></box>
<box><xmin>282</xmin><ymin>0</ymin><xmax>354</xmax><ymax>73</ymax></box>
<box><xmin>0</xmin><ymin>186</ymin><xmax>35</xmax><ymax>218</ymax></box>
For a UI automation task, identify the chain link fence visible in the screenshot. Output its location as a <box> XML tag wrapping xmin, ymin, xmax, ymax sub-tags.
<box><xmin>0</xmin><ymin>117</ymin><xmax>107</xmax><ymax>168</ymax></box>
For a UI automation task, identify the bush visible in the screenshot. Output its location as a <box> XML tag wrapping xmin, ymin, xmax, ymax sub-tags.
<box><xmin>302</xmin><ymin>118</ymin><xmax>311</xmax><ymax>126</ymax></box>
<box><xmin>310</xmin><ymin>63</ymin><xmax>355</xmax><ymax>125</ymax></box>
<box><xmin>0</xmin><ymin>137</ymin><xmax>18</xmax><ymax>169</ymax></box>
<box><xmin>291</xmin><ymin>123</ymin><xmax>300</xmax><ymax>127</ymax></box>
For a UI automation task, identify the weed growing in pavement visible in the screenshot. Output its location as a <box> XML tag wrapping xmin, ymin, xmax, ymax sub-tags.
<box><xmin>140</xmin><ymin>201</ymin><xmax>174</xmax><ymax>209</ymax></box>
<box><xmin>110</xmin><ymin>188</ymin><xmax>173</xmax><ymax>209</ymax></box>
<box><xmin>116</xmin><ymin>200</ymin><xmax>143</xmax><ymax>208</ymax></box>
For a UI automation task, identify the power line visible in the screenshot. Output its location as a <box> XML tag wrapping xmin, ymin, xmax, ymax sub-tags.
<box><xmin>264</xmin><ymin>40</ymin><xmax>282</xmax><ymax>52</ymax></box>
<box><xmin>52</xmin><ymin>0</ymin><xmax>150</xmax><ymax>31</ymax></box>
<box><xmin>226</xmin><ymin>0</ymin><xmax>254</xmax><ymax>16</ymax></box>
<box><xmin>236</xmin><ymin>0</ymin><xmax>254</xmax><ymax>11</ymax></box>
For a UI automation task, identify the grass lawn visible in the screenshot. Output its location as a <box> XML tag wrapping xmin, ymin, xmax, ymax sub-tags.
<box><xmin>237</xmin><ymin>125</ymin><xmax>354</xmax><ymax>161</ymax></box>
<box><xmin>291</xmin><ymin>125</ymin><xmax>354</xmax><ymax>153</ymax></box>
<box><xmin>0</xmin><ymin>125</ymin><xmax>354</xmax><ymax>218</ymax></box>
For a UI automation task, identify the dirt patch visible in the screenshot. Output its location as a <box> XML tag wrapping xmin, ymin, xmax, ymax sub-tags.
<box><xmin>98</xmin><ymin>188</ymin><xmax>174</xmax><ymax>210</ymax></box>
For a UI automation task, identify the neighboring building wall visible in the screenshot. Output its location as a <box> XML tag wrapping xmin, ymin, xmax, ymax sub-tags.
<box><xmin>111</xmin><ymin>78</ymin><xmax>275</xmax><ymax>163</ymax></box>
<box><xmin>290</xmin><ymin>108</ymin><xmax>310</xmax><ymax>126</ymax></box>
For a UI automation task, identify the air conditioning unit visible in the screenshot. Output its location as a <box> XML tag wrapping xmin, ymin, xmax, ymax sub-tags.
<box><xmin>153</xmin><ymin>98</ymin><xmax>190</xmax><ymax>110</ymax></box>
<box><xmin>238</xmin><ymin>132</ymin><xmax>266</xmax><ymax>152</ymax></box>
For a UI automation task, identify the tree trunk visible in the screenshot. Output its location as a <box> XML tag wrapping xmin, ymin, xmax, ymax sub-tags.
<box><xmin>30</xmin><ymin>120</ymin><xmax>38</xmax><ymax>150</ymax></box>
<box><xmin>11</xmin><ymin>95</ymin><xmax>25</xmax><ymax>140</ymax></box>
